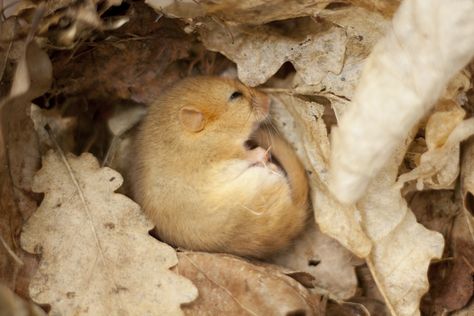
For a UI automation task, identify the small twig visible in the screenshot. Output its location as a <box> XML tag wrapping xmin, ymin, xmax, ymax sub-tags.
<box><xmin>0</xmin><ymin>235</ymin><xmax>24</xmax><ymax>266</ymax></box>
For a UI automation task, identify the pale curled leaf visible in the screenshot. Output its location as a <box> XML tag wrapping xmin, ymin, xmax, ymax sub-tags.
<box><xmin>271</xmin><ymin>94</ymin><xmax>371</xmax><ymax>257</ymax></box>
<box><xmin>398</xmin><ymin>118</ymin><xmax>474</xmax><ymax>190</ymax></box>
<box><xmin>329</xmin><ymin>0</ymin><xmax>474</xmax><ymax>204</ymax></box>
<box><xmin>308</xmin><ymin>6</ymin><xmax>389</xmax><ymax>99</ymax></box>
<box><xmin>20</xmin><ymin>151</ymin><xmax>197</xmax><ymax>315</ymax></box>
<box><xmin>175</xmin><ymin>252</ymin><xmax>324</xmax><ymax>316</ymax></box>
<box><xmin>358</xmin><ymin>150</ymin><xmax>444</xmax><ymax>316</ymax></box>
<box><xmin>199</xmin><ymin>18</ymin><xmax>346</xmax><ymax>87</ymax></box>
<box><xmin>271</xmin><ymin>93</ymin><xmax>444</xmax><ymax>316</ymax></box>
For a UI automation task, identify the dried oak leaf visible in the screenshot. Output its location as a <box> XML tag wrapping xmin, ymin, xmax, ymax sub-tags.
<box><xmin>175</xmin><ymin>251</ymin><xmax>324</xmax><ymax>315</ymax></box>
<box><xmin>20</xmin><ymin>151</ymin><xmax>197</xmax><ymax>315</ymax></box>
<box><xmin>198</xmin><ymin>17</ymin><xmax>346</xmax><ymax>87</ymax></box>
<box><xmin>314</xmin><ymin>6</ymin><xmax>388</xmax><ymax>99</ymax></box>
<box><xmin>271</xmin><ymin>93</ymin><xmax>443</xmax><ymax>316</ymax></box>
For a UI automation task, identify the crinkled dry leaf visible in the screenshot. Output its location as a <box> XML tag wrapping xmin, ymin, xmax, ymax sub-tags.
<box><xmin>271</xmin><ymin>92</ymin><xmax>444</xmax><ymax>316</ymax></box>
<box><xmin>17</xmin><ymin>0</ymin><xmax>128</xmax><ymax>47</ymax></box>
<box><xmin>358</xmin><ymin>150</ymin><xmax>444</xmax><ymax>316</ymax></box>
<box><xmin>175</xmin><ymin>251</ymin><xmax>324</xmax><ymax>315</ymax></box>
<box><xmin>303</xmin><ymin>6</ymin><xmax>388</xmax><ymax>99</ymax></box>
<box><xmin>199</xmin><ymin>17</ymin><xmax>346</xmax><ymax>87</ymax></box>
<box><xmin>148</xmin><ymin>0</ymin><xmax>330</xmax><ymax>24</ymax></box>
<box><xmin>398</xmin><ymin>118</ymin><xmax>474</xmax><ymax>190</ymax></box>
<box><xmin>348</xmin><ymin>0</ymin><xmax>399</xmax><ymax>16</ymax></box>
<box><xmin>0</xmin><ymin>284</ymin><xmax>45</xmax><ymax>316</ymax></box>
<box><xmin>271</xmin><ymin>224</ymin><xmax>358</xmax><ymax>300</ymax></box>
<box><xmin>271</xmin><ymin>94</ymin><xmax>371</xmax><ymax>257</ymax></box>
<box><xmin>0</xmin><ymin>26</ymin><xmax>53</xmax><ymax>296</ymax></box>
<box><xmin>21</xmin><ymin>151</ymin><xmax>197</xmax><ymax>315</ymax></box>
<box><xmin>330</xmin><ymin>0</ymin><xmax>474</xmax><ymax>204</ymax></box>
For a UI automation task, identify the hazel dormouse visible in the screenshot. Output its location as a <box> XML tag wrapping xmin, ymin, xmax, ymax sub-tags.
<box><xmin>131</xmin><ymin>77</ymin><xmax>309</xmax><ymax>258</ymax></box>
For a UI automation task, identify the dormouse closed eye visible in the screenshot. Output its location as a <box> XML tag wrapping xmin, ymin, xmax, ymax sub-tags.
<box><xmin>229</xmin><ymin>91</ymin><xmax>243</xmax><ymax>100</ymax></box>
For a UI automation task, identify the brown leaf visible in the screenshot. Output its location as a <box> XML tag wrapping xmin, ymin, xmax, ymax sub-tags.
<box><xmin>199</xmin><ymin>17</ymin><xmax>347</xmax><ymax>87</ymax></box>
<box><xmin>409</xmin><ymin>190</ymin><xmax>473</xmax><ymax>314</ymax></box>
<box><xmin>0</xmin><ymin>21</ymin><xmax>53</xmax><ymax>296</ymax></box>
<box><xmin>175</xmin><ymin>251</ymin><xmax>324</xmax><ymax>316</ymax></box>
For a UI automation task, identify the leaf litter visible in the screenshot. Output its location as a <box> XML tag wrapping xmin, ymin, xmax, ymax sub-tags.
<box><xmin>1</xmin><ymin>0</ymin><xmax>474</xmax><ymax>315</ymax></box>
<box><xmin>21</xmin><ymin>149</ymin><xmax>197</xmax><ymax>315</ymax></box>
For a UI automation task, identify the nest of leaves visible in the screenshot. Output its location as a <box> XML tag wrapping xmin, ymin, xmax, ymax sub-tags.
<box><xmin>1</xmin><ymin>0</ymin><xmax>473</xmax><ymax>315</ymax></box>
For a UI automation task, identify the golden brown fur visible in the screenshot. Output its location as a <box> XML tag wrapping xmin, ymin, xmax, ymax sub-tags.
<box><xmin>131</xmin><ymin>76</ymin><xmax>309</xmax><ymax>258</ymax></box>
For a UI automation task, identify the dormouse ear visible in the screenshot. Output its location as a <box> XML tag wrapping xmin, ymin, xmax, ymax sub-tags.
<box><xmin>179</xmin><ymin>106</ymin><xmax>205</xmax><ymax>132</ymax></box>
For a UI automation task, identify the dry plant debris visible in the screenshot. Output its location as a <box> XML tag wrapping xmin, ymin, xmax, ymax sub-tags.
<box><xmin>329</xmin><ymin>0</ymin><xmax>474</xmax><ymax>204</ymax></box>
<box><xmin>0</xmin><ymin>284</ymin><xmax>45</xmax><ymax>316</ymax></box>
<box><xmin>1</xmin><ymin>0</ymin><xmax>474</xmax><ymax>315</ymax></box>
<box><xmin>175</xmin><ymin>251</ymin><xmax>325</xmax><ymax>315</ymax></box>
<box><xmin>21</xmin><ymin>151</ymin><xmax>197</xmax><ymax>315</ymax></box>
